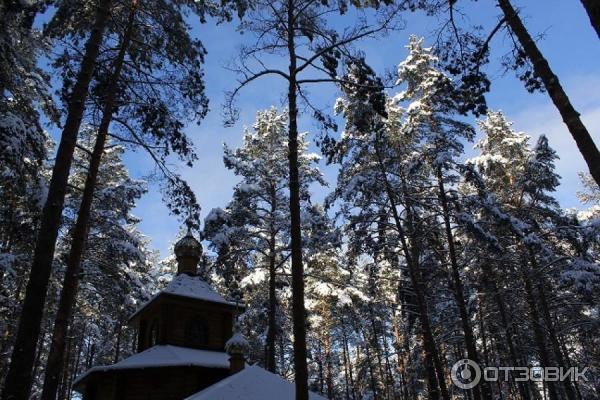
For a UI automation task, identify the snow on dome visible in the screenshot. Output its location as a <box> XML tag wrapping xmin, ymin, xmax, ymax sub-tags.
<box><xmin>174</xmin><ymin>231</ymin><xmax>202</xmax><ymax>260</ymax></box>
<box><xmin>184</xmin><ymin>365</ymin><xmax>327</xmax><ymax>400</ymax></box>
<box><xmin>73</xmin><ymin>345</ymin><xmax>229</xmax><ymax>386</ymax></box>
<box><xmin>225</xmin><ymin>331</ymin><xmax>249</xmax><ymax>355</ymax></box>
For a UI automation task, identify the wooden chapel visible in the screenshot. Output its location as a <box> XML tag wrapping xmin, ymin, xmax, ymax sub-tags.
<box><xmin>73</xmin><ymin>232</ymin><xmax>244</xmax><ymax>399</ymax></box>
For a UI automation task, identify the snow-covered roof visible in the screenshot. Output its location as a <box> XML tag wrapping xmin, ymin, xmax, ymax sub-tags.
<box><xmin>131</xmin><ymin>274</ymin><xmax>239</xmax><ymax>319</ymax></box>
<box><xmin>163</xmin><ymin>274</ymin><xmax>233</xmax><ymax>303</ymax></box>
<box><xmin>185</xmin><ymin>365</ymin><xmax>327</xmax><ymax>400</ymax></box>
<box><xmin>73</xmin><ymin>345</ymin><xmax>229</xmax><ymax>386</ymax></box>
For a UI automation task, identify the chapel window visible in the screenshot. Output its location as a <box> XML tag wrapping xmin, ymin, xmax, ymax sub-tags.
<box><xmin>185</xmin><ymin>317</ymin><xmax>209</xmax><ymax>347</ymax></box>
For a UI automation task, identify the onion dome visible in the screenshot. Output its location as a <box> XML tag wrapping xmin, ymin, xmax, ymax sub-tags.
<box><xmin>225</xmin><ymin>326</ymin><xmax>249</xmax><ymax>373</ymax></box>
<box><xmin>174</xmin><ymin>230</ymin><xmax>202</xmax><ymax>275</ymax></box>
<box><xmin>225</xmin><ymin>331</ymin><xmax>250</xmax><ymax>356</ymax></box>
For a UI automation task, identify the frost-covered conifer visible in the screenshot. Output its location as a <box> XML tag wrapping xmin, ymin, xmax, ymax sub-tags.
<box><xmin>204</xmin><ymin>108</ymin><xmax>324</xmax><ymax>373</ymax></box>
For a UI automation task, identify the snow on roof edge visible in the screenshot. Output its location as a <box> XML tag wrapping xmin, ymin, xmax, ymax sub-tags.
<box><xmin>73</xmin><ymin>345</ymin><xmax>230</xmax><ymax>388</ymax></box>
<box><xmin>129</xmin><ymin>274</ymin><xmax>241</xmax><ymax>321</ymax></box>
<box><xmin>184</xmin><ymin>365</ymin><xmax>327</xmax><ymax>400</ymax></box>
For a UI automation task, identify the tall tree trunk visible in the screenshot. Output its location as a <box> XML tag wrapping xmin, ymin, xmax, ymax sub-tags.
<box><xmin>324</xmin><ymin>329</ymin><xmax>334</xmax><ymax>400</ymax></box>
<box><xmin>58</xmin><ymin>332</ymin><xmax>73</xmax><ymax>400</ymax></box>
<box><xmin>361</xmin><ymin>327</ymin><xmax>380</xmax><ymax>400</ymax></box>
<box><xmin>580</xmin><ymin>0</ymin><xmax>600</xmax><ymax>39</ymax></box>
<box><xmin>317</xmin><ymin>340</ymin><xmax>325</xmax><ymax>394</ymax></box>
<box><xmin>398</xmin><ymin>174</ymin><xmax>451</xmax><ymax>400</ymax></box>
<box><xmin>392</xmin><ymin>315</ymin><xmax>410</xmax><ymax>400</ymax></box>
<box><xmin>70</xmin><ymin>325</ymin><xmax>86</xmax><ymax>396</ymax></box>
<box><xmin>266</xmin><ymin>187</ymin><xmax>277</xmax><ymax>372</ymax></box>
<box><xmin>373</xmin><ymin>145</ymin><xmax>448</xmax><ymax>400</ymax></box>
<box><xmin>40</xmin><ymin>3</ymin><xmax>136</xmax><ymax>399</ymax></box>
<box><xmin>113</xmin><ymin>320</ymin><xmax>122</xmax><ymax>364</ymax></box>
<box><xmin>528</xmin><ymin>252</ymin><xmax>577</xmax><ymax>400</ymax></box>
<box><xmin>341</xmin><ymin>324</ymin><xmax>352</xmax><ymax>400</ymax></box>
<box><xmin>477</xmin><ymin>304</ymin><xmax>497</xmax><ymax>398</ymax></box>
<box><xmin>266</xmin><ymin>249</ymin><xmax>277</xmax><ymax>371</ymax></box>
<box><xmin>497</xmin><ymin>0</ymin><xmax>600</xmax><ymax>187</ymax></box>
<box><xmin>380</xmin><ymin>326</ymin><xmax>395</xmax><ymax>400</ymax></box>
<box><xmin>558</xmin><ymin>335</ymin><xmax>584</xmax><ymax>400</ymax></box>
<box><xmin>31</xmin><ymin>321</ymin><xmax>48</xmax><ymax>389</ymax></box>
<box><xmin>483</xmin><ymin>261</ymin><xmax>532</xmax><ymax>400</ymax></box>
<box><xmin>1</xmin><ymin>1</ymin><xmax>112</xmax><ymax>398</ymax></box>
<box><xmin>341</xmin><ymin>316</ymin><xmax>357</xmax><ymax>400</ymax></box>
<box><xmin>436</xmin><ymin>168</ymin><xmax>489</xmax><ymax>400</ymax></box>
<box><xmin>519</xmin><ymin>261</ymin><xmax>559</xmax><ymax>400</ymax></box>
<box><xmin>0</xmin><ymin>274</ymin><xmax>26</xmax><ymax>386</ymax></box>
<box><xmin>368</xmin><ymin>306</ymin><xmax>386</xmax><ymax>398</ymax></box>
<box><xmin>286</xmin><ymin>1</ymin><xmax>309</xmax><ymax>397</ymax></box>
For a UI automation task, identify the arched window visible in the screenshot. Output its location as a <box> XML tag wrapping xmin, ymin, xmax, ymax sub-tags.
<box><xmin>148</xmin><ymin>320</ymin><xmax>159</xmax><ymax>346</ymax></box>
<box><xmin>185</xmin><ymin>317</ymin><xmax>209</xmax><ymax>347</ymax></box>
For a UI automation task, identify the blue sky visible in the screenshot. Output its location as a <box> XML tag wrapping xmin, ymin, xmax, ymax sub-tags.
<box><xmin>117</xmin><ymin>0</ymin><xmax>600</xmax><ymax>257</ymax></box>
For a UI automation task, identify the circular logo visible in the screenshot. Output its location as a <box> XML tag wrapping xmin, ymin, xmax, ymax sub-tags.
<box><xmin>531</xmin><ymin>366</ymin><xmax>544</xmax><ymax>381</ymax></box>
<box><xmin>451</xmin><ymin>359</ymin><xmax>482</xmax><ymax>389</ymax></box>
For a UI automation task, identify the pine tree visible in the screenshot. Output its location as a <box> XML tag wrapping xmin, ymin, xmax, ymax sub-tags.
<box><xmin>38</xmin><ymin>0</ymin><xmax>240</xmax><ymax>394</ymax></box>
<box><xmin>3</xmin><ymin>0</ymin><xmax>245</xmax><ymax>396</ymax></box>
<box><xmin>51</xmin><ymin>129</ymin><xmax>152</xmax><ymax>396</ymax></box>
<box><xmin>330</xmin><ymin>51</ymin><xmax>452</xmax><ymax>399</ymax></box>
<box><xmin>223</xmin><ymin>1</ymin><xmax>404</xmax><ymax>395</ymax></box>
<box><xmin>204</xmin><ymin>107</ymin><xmax>324</xmax><ymax>372</ymax></box>
<box><xmin>393</xmin><ymin>35</ymin><xmax>499</xmax><ymax>400</ymax></box>
<box><xmin>0</xmin><ymin>122</ymin><xmax>53</xmax><ymax>388</ymax></box>
<box><xmin>433</xmin><ymin>0</ymin><xmax>600</xmax><ymax>186</ymax></box>
<box><xmin>1</xmin><ymin>3</ymin><xmax>113</xmax><ymax>397</ymax></box>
